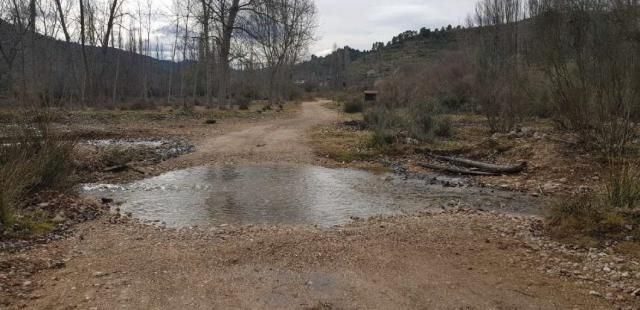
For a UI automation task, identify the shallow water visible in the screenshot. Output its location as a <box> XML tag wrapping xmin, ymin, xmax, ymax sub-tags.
<box><xmin>83</xmin><ymin>139</ymin><xmax>166</xmax><ymax>148</ymax></box>
<box><xmin>80</xmin><ymin>165</ymin><xmax>539</xmax><ymax>228</ymax></box>
<box><xmin>80</xmin><ymin>138</ymin><xmax>194</xmax><ymax>161</ymax></box>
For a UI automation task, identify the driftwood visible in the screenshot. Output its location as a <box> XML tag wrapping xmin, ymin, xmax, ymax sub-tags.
<box><xmin>428</xmin><ymin>154</ymin><xmax>527</xmax><ymax>174</ymax></box>
<box><xmin>103</xmin><ymin>164</ymin><xmax>145</xmax><ymax>174</ymax></box>
<box><xmin>417</xmin><ymin>162</ymin><xmax>498</xmax><ymax>176</ymax></box>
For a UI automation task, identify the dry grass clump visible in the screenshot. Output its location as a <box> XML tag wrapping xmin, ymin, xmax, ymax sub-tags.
<box><xmin>0</xmin><ymin>112</ymin><xmax>75</xmax><ymax>230</ymax></box>
<box><xmin>546</xmin><ymin>159</ymin><xmax>640</xmax><ymax>244</ymax></box>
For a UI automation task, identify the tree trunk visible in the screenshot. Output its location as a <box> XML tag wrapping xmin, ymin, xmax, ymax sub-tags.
<box><xmin>218</xmin><ymin>0</ymin><xmax>241</xmax><ymax>109</ymax></box>
<box><xmin>79</xmin><ymin>0</ymin><xmax>89</xmax><ymax>104</ymax></box>
<box><xmin>418</xmin><ymin>162</ymin><xmax>499</xmax><ymax>176</ymax></box>
<box><xmin>218</xmin><ymin>45</ymin><xmax>231</xmax><ymax>108</ymax></box>
<box><xmin>428</xmin><ymin>154</ymin><xmax>527</xmax><ymax>174</ymax></box>
<box><xmin>53</xmin><ymin>0</ymin><xmax>71</xmax><ymax>43</ymax></box>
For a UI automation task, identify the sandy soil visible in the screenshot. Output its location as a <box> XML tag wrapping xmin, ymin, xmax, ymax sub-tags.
<box><xmin>2</xmin><ymin>100</ymin><xmax>638</xmax><ymax>309</ymax></box>
<box><xmin>17</xmin><ymin>213</ymin><xmax>612</xmax><ymax>310</ymax></box>
<box><xmin>170</xmin><ymin>99</ymin><xmax>338</xmax><ymax>166</ymax></box>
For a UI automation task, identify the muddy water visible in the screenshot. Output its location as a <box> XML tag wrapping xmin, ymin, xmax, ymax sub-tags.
<box><xmin>80</xmin><ymin>165</ymin><xmax>539</xmax><ymax>228</ymax></box>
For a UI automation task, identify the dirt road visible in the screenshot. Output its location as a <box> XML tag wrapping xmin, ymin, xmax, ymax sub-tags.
<box><xmin>2</xmin><ymin>100</ymin><xmax>631</xmax><ymax>309</ymax></box>
<box><xmin>171</xmin><ymin>99</ymin><xmax>338</xmax><ymax>166</ymax></box>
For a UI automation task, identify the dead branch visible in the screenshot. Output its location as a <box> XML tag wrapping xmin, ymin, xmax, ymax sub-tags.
<box><xmin>428</xmin><ymin>154</ymin><xmax>527</xmax><ymax>174</ymax></box>
<box><xmin>103</xmin><ymin>164</ymin><xmax>145</xmax><ymax>174</ymax></box>
<box><xmin>417</xmin><ymin>162</ymin><xmax>498</xmax><ymax>176</ymax></box>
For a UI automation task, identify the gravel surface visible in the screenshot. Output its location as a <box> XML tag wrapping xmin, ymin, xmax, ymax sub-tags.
<box><xmin>1</xmin><ymin>100</ymin><xmax>638</xmax><ymax>309</ymax></box>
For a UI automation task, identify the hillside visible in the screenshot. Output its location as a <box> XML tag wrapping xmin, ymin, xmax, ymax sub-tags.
<box><xmin>0</xmin><ymin>19</ymin><xmax>190</xmax><ymax>105</ymax></box>
<box><xmin>295</xmin><ymin>27</ymin><xmax>464</xmax><ymax>89</ymax></box>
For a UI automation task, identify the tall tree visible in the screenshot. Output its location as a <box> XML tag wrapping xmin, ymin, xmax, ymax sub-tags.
<box><xmin>53</xmin><ymin>0</ymin><xmax>71</xmax><ymax>43</ymax></box>
<box><xmin>207</xmin><ymin>0</ymin><xmax>257</xmax><ymax>107</ymax></box>
<box><xmin>251</xmin><ymin>0</ymin><xmax>316</xmax><ymax>104</ymax></box>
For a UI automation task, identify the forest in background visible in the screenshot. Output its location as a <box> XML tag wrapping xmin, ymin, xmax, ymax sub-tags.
<box><xmin>0</xmin><ymin>0</ymin><xmax>316</xmax><ymax>107</ymax></box>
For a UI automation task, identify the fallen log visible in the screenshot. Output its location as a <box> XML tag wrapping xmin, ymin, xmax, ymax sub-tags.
<box><xmin>428</xmin><ymin>154</ymin><xmax>527</xmax><ymax>174</ymax></box>
<box><xmin>103</xmin><ymin>164</ymin><xmax>146</xmax><ymax>174</ymax></box>
<box><xmin>417</xmin><ymin>162</ymin><xmax>498</xmax><ymax>176</ymax></box>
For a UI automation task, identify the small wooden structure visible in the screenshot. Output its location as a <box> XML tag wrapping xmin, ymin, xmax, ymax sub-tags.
<box><xmin>364</xmin><ymin>90</ymin><xmax>378</xmax><ymax>102</ymax></box>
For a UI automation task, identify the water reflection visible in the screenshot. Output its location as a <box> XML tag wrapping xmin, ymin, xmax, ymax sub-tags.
<box><xmin>80</xmin><ymin>164</ymin><xmax>538</xmax><ymax>228</ymax></box>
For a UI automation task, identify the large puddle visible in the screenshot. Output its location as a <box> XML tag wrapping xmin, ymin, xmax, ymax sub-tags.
<box><xmin>80</xmin><ymin>165</ymin><xmax>539</xmax><ymax>228</ymax></box>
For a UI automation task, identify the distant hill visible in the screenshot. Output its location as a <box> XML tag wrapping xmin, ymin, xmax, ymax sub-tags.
<box><xmin>294</xmin><ymin>26</ymin><xmax>464</xmax><ymax>90</ymax></box>
<box><xmin>0</xmin><ymin>19</ymin><xmax>194</xmax><ymax>105</ymax></box>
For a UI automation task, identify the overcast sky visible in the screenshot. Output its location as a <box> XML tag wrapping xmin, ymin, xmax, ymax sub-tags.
<box><xmin>147</xmin><ymin>0</ymin><xmax>478</xmax><ymax>59</ymax></box>
<box><xmin>311</xmin><ymin>0</ymin><xmax>478</xmax><ymax>55</ymax></box>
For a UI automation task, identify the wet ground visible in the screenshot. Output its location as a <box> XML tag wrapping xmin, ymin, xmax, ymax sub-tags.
<box><xmin>80</xmin><ymin>138</ymin><xmax>194</xmax><ymax>162</ymax></box>
<box><xmin>81</xmin><ymin>164</ymin><xmax>540</xmax><ymax>228</ymax></box>
<box><xmin>3</xmin><ymin>101</ymin><xmax>633</xmax><ymax>309</ymax></box>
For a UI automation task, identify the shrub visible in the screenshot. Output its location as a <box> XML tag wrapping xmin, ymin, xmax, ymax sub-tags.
<box><xmin>369</xmin><ymin>129</ymin><xmax>395</xmax><ymax>149</ymax></box>
<box><xmin>363</xmin><ymin>100</ymin><xmax>447</xmax><ymax>143</ymax></box>
<box><xmin>546</xmin><ymin>195</ymin><xmax>604</xmax><ymax>237</ymax></box>
<box><xmin>434</xmin><ymin>116</ymin><xmax>454</xmax><ymax>138</ymax></box>
<box><xmin>363</xmin><ymin>105</ymin><xmax>403</xmax><ymax>133</ymax></box>
<box><xmin>0</xmin><ymin>113</ymin><xmax>75</xmax><ymax>226</ymax></box>
<box><xmin>343</xmin><ymin>99</ymin><xmax>363</xmax><ymax>114</ymax></box>
<box><xmin>546</xmin><ymin>159</ymin><xmax>640</xmax><ymax>241</ymax></box>
<box><xmin>238</xmin><ymin>98</ymin><xmax>250</xmax><ymax>110</ymax></box>
<box><xmin>604</xmin><ymin>159</ymin><xmax>640</xmax><ymax>210</ymax></box>
<box><xmin>531</xmin><ymin>1</ymin><xmax>640</xmax><ymax>154</ymax></box>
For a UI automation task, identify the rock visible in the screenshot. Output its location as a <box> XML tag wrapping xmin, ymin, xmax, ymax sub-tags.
<box><xmin>22</xmin><ymin>281</ymin><xmax>32</xmax><ymax>287</ymax></box>
<box><xmin>47</xmin><ymin>260</ymin><xmax>65</xmax><ymax>269</ymax></box>
<box><xmin>92</xmin><ymin>271</ymin><xmax>107</xmax><ymax>277</ymax></box>
<box><xmin>405</xmin><ymin>138</ymin><xmax>419</xmax><ymax>145</ymax></box>
<box><xmin>533</xmin><ymin>132</ymin><xmax>546</xmax><ymax>140</ymax></box>
<box><xmin>51</xmin><ymin>214</ymin><xmax>66</xmax><ymax>224</ymax></box>
<box><xmin>589</xmin><ymin>290</ymin><xmax>602</xmax><ymax>297</ymax></box>
<box><xmin>542</xmin><ymin>182</ymin><xmax>559</xmax><ymax>192</ymax></box>
<box><xmin>520</xmin><ymin>127</ymin><xmax>534</xmax><ymax>137</ymax></box>
<box><xmin>101</xmin><ymin>198</ymin><xmax>114</xmax><ymax>204</ymax></box>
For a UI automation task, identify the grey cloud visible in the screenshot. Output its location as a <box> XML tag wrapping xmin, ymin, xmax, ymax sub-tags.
<box><xmin>313</xmin><ymin>0</ymin><xmax>477</xmax><ymax>54</ymax></box>
<box><xmin>150</xmin><ymin>0</ymin><xmax>478</xmax><ymax>56</ymax></box>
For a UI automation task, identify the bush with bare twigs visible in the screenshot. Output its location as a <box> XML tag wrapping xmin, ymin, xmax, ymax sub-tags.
<box><xmin>0</xmin><ymin>113</ymin><xmax>75</xmax><ymax>229</ymax></box>
<box><xmin>546</xmin><ymin>159</ymin><xmax>640</xmax><ymax>241</ymax></box>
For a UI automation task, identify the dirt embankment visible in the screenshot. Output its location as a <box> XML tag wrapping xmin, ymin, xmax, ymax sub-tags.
<box><xmin>1</xmin><ymin>100</ymin><xmax>639</xmax><ymax>309</ymax></box>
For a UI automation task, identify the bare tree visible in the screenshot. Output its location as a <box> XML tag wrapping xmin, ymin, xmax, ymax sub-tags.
<box><xmin>205</xmin><ymin>0</ymin><xmax>258</xmax><ymax>107</ymax></box>
<box><xmin>198</xmin><ymin>0</ymin><xmax>213</xmax><ymax>104</ymax></box>
<box><xmin>167</xmin><ymin>0</ymin><xmax>182</xmax><ymax>103</ymax></box>
<box><xmin>101</xmin><ymin>0</ymin><xmax>121</xmax><ymax>54</ymax></box>
<box><xmin>53</xmin><ymin>0</ymin><xmax>71</xmax><ymax>42</ymax></box>
<box><xmin>251</xmin><ymin>0</ymin><xmax>316</xmax><ymax>104</ymax></box>
<box><xmin>473</xmin><ymin>0</ymin><xmax>526</xmax><ymax>132</ymax></box>
<box><xmin>79</xmin><ymin>0</ymin><xmax>90</xmax><ymax>103</ymax></box>
<box><xmin>530</xmin><ymin>0</ymin><xmax>640</xmax><ymax>154</ymax></box>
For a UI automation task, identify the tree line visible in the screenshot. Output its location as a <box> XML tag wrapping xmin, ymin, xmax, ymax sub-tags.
<box><xmin>0</xmin><ymin>0</ymin><xmax>317</xmax><ymax>107</ymax></box>
<box><xmin>364</xmin><ymin>0</ymin><xmax>639</xmax><ymax>154</ymax></box>
<box><xmin>471</xmin><ymin>0</ymin><xmax>640</xmax><ymax>153</ymax></box>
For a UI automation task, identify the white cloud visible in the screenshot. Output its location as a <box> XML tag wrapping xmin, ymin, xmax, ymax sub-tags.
<box><xmin>149</xmin><ymin>0</ymin><xmax>479</xmax><ymax>56</ymax></box>
<box><xmin>312</xmin><ymin>0</ymin><xmax>478</xmax><ymax>54</ymax></box>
